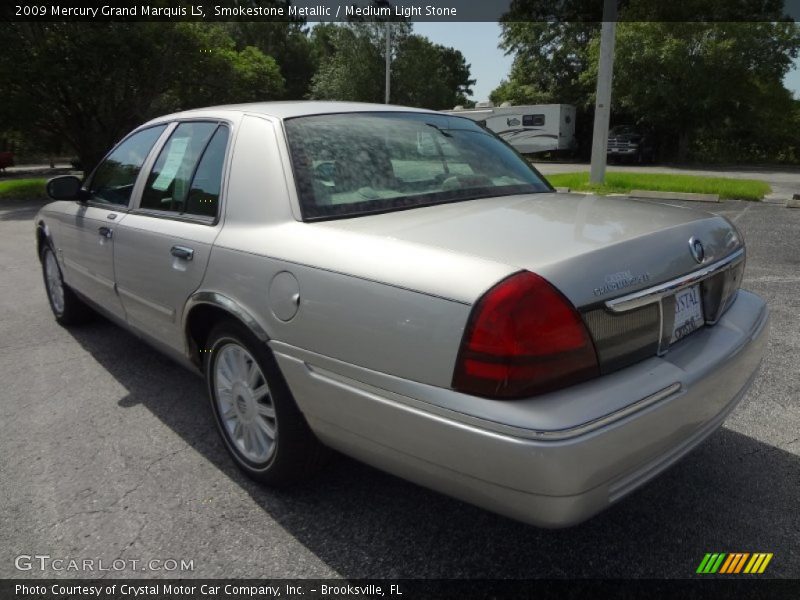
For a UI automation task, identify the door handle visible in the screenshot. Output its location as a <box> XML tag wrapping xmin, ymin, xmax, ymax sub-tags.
<box><xmin>98</xmin><ymin>226</ymin><xmax>113</xmax><ymax>239</ymax></box>
<box><xmin>170</xmin><ymin>245</ymin><xmax>194</xmax><ymax>261</ymax></box>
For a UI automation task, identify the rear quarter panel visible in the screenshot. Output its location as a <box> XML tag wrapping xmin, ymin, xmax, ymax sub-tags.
<box><xmin>198</xmin><ymin>247</ymin><xmax>472</xmax><ymax>388</ymax></box>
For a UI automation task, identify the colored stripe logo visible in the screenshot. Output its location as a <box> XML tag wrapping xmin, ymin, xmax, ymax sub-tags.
<box><xmin>696</xmin><ymin>553</ymin><xmax>773</xmax><ymax>574</ymax></box>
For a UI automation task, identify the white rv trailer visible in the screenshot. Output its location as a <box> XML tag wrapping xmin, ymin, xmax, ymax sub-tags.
<box><xmin>444</xmin><ymin>102</ymin><xmax>577</xmax><ymax>155</ymax></box>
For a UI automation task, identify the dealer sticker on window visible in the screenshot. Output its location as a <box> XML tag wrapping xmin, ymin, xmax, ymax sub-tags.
<box><xmin>671</xmin><ymin>285</ymin><xmax>704</xmax><ymax>343</ymax></box>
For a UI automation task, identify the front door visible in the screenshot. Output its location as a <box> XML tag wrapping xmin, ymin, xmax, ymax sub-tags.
<box><xmin>113</xmin><ymin>121</ymin><xmax>230</xmax><ymax>351</ymax></box>
<box><xmin>56</xmin><ymin>125</ymin><xmax>168</xmax><ymax>319</ymax></box>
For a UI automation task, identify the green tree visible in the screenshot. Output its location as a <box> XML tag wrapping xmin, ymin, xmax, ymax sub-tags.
<box><xmin>491</xmin><ymin>22</ymin><xmax>599</xmax><ymax>155</ymax></box>
<box><xmin>491</xmin><ymin>22</ymin><xmax>598</xmax><ymax>107</ymax></box>
<box><xmin>493</xmin><ymin>2</ymin><xmax>800</xmax><ymax>162</ymax></box>
<box><xmin>227</xmin><ymin>20</ymin><xmax>317</xmax><ymax>100</ymax></box>
<box><xmin>309</xmin><ymin>23</ymin><xmax>473</xmax><ymax>109</ymax></box>
<box><xmin>0</xmin><ymin>22</ymin><xmax>284</xmax><ymax>170</ymax></box>
<box><xmin>309</xmin><ymin>24</ymin><xmax>386</xmax><ymax>102</ymax></box>
<box><xmin>0</xmin><ymin>23</ymin><xmax>188</xmax><ymax>170</ymax></box>
<box><xmin>169</xmin><ymin>24</ymin><xmax>285</xmax><ymax>109</ymax></box>
<box><xmin>433</xmin><ymin>45</ymin><xmax>476</xmax><ymax>107</ymax></box>
<box><xmin>392</xmin><ymin>36</ymin><xmax>475</xmax><ymax>109</ymax></box>
<box><xmin>583</xmin><ymin>21</ymin><xmax>800</xmax><ymax>160</ymax></box>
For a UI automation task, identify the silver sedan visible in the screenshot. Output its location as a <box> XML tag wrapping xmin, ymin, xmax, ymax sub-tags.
<box><xmin>35</xmin><ymin>102</ymin><xmax>768</xmax><ymax>527</ymax></box>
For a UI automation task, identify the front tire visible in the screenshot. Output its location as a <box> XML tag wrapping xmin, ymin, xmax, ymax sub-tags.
<box><xmin>41</xmin><ymin>245</ymin><xmax>93</xmax><ymax>325</ymax></box>
<box><xmin>205</xmin><ymin>319</ymin><xmax>328</xmax><ymax>485</ymax></box>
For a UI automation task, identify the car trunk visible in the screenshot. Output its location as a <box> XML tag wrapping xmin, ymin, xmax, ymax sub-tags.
<box><xmin>318</xmin><ymin>192</ymin><xmax>744</xmax><ymax>374</ymax></box>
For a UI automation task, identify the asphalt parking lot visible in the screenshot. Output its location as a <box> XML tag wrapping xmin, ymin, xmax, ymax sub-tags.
<box><xmin>0</xmin><ymin>196</ymin><xmax>798</xmax><ymax>579</ymax></box>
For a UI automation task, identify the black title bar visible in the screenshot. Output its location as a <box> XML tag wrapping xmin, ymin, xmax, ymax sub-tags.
<box><xmin>3</xmin><ymin>579</ymin><xmax>800</xmax><ymax>600</ymax></box>
<box><xmin>4</xmin><ymin>0</ymin><xmax>800</xmax><ymax>23</ymax></box>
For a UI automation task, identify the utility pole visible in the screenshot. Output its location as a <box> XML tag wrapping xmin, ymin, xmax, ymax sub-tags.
<box><xmin>589</xmin><ymin>0</ymin><xmax>618</xmax><ymax>184</ymax></box>
<box><xmin>371</xmin><ymin>1</ymin><xmax>392</xmax><ymax>104</ymax></box>
<box><xmin>384</xmin><ymin>21</ymin><xmax>391</xmax><ymax>104</ymax></box>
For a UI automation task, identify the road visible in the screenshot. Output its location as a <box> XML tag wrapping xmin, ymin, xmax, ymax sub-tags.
<box><xmin>0</xmin><ymin>196</ymin><xmax>798</xmax><ymax>579</ymax></box>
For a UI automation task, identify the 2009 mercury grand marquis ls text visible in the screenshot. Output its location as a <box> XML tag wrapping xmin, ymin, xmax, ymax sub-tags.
<box><xmin>36</xmin><ymin>102</ymin><xmax>769</xmax><ymax>527</ymax></box>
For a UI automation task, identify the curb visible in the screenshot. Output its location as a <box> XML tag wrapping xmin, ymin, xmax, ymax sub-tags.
<box><xmin>629</xmin><ymin>190</ymin><xmax>719</xmax><ymax>203</ymax></box>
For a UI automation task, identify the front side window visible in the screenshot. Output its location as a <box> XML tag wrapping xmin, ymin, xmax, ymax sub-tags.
<box><xmin>285</xmin><ymin>112</ymin><xmax>551</xmax><ymax>221</ymax></box>
<box><xmin>88</xmin><ymin>125</ymin><xmax>167</xmax><ymax>206</ymax></box>
<box><xmin>140</xmin><ymin>121</ymin><xmax>228</xmax><ymax>218</ymax></box>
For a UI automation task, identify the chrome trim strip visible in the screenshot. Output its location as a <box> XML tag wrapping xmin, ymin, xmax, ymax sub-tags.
<box><xmin>607</xmin><ymin>368</ymin><xmax>760</xmax><ymax>502</ymax></box>
<box><xmin>518</xmin><ymin>382</ymin><xmax>682</xmax><ymax>440</ymax></box>
<box><xmin>305</xmin><ymin>359</ymin><xmax>683</xmax><ymax>442</ymax></box>
<box><xmin>61</xmin><ymin>257</ymin><xmax>115</xmax><ymax>290</ymax></box>
<box><xmin>183</xmin><ymin>291</ymin><xmax>270</xmax><ymax>342</ymax></box>
<box><xmin>117</xmin><ymin>286</ymin><xmax>175</xmax><ymax>319</ymax></box>
<box><xmin>606</xmin><ymin>248</ymin><xmax>745</xmax><ymax>313</ymax></box>
<box><xmin>656</xmin><ymin>298</ymin><xmax>668</xmax><ymax>356</ymax></box>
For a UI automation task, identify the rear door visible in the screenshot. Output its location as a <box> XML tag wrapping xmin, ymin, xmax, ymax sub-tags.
<box><xmin>112</xmin><ymin>121</ymin><xmax>231</xmax><ymax>351</ymax></box>
<box><xmin>55</xmin><ymin>125</ymin><xmax>168</xmax><ymax>319</ymax></box>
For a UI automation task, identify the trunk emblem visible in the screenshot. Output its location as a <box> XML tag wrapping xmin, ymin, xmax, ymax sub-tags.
<box><xmin>593</xmin><ymin>270</ymin><xmax>651</xmax><ymax>297</ymax></box>
<box><xmin>689</xmin><ymin>237</ymin><xmax>705</xmax><ymax>263</ymax></box>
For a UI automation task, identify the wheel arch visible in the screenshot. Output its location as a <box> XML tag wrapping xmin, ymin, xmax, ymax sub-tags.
<box><xmin>35</xmin><ymin>220</ymin><xmax>51</xmax><ymax>261</ymax></box>
<box><xmin>183</xmin><ymin>292</ymin><xmax>271</xmax><ymax>369</ymax></box>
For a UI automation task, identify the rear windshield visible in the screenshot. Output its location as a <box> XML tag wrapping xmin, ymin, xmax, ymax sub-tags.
<box><xmin>284</xmin><ymin>112</ymin><xmax>552</xmax><ymax>221</ymax></box>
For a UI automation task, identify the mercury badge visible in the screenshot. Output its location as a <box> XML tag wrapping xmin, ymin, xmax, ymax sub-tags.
<box><xmin>689</xmin><ymin>237</ymin><xmax>705</xmax><ymax>263</ymax></box>
<box><xmin>593</xmin><ymin>270</ymin><xmax>651</xmax><ymax>297</ymax></box>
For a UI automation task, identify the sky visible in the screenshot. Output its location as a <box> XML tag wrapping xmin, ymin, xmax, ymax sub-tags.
<box><xmin>414</xmin><ymin>22</ymin><xmax>512</xmax><ymax>102</ymax></box>
<box><xmin>415</xmin><ymin>22</ymin><xmax>800</xmax><ymax>102</ymax></box>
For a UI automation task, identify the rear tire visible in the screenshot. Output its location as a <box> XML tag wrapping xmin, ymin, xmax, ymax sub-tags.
<box><xmin>205</xmin><ymin>319</ymin><xmax>329</xmax><ymax>485</ymax></box>
<box><xmin>41</xmin><ymin>245</ymin><xmax>93</xmax><ymax>325</ymax></box>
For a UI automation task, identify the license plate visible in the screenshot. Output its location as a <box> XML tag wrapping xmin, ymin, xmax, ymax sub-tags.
<box><xmin>671</xmin><ymin>285</ymin><xmax>704</xmax><ymax>344</ymax></box>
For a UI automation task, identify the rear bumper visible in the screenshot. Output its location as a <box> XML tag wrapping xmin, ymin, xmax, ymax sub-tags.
<box><xmin>273</xmin><ymin>290</ymin><xmax>769</xmax><ymax>527</ymax></box>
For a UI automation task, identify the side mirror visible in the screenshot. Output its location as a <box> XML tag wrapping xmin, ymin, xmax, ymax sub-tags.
<box><xmin>46</xmin><ymin>175</ymin><xmax>85</xmax><ymax>201</ymax></box>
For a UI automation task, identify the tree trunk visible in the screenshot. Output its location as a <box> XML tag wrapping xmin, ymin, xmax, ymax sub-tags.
<box><xmin>76</xmin><ymin>146</ymin><xmax>104</xmax><ymax>178</ymax></box>
<box><xmin>677</xmin><ymin>131</ymin><xmax>690</xmax><ymax>163</ymax></box>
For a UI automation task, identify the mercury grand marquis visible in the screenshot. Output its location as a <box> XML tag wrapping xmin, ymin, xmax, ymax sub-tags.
<box><xmin>36</xmin><ymin>102</ymin><xmax>769</xmax><ymax>527</ymax></box>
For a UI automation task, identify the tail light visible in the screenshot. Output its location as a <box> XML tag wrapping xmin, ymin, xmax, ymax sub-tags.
<box><xmin>452</xmin><ymin>272</ymin><xmax>599</xmax><ymax>399</ymax></box>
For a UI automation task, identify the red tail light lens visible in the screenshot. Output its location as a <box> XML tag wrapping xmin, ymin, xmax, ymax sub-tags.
<box><xmin>452</xmin><ymin>271</ymin><xmax>599</xmax><ymax>399</ymax></box>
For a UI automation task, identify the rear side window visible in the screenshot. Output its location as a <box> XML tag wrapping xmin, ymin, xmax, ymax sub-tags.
<box><xmin>89</xmin><ymin>125</ymin><xmax>167</xmax><ymax>206</ymax></box>
<box><xmin>186</xmin><ymin>127</ymin><xmax>229</xmax><ymax>217</ymax></box>
<box><xmin>523</xmin><ymin>114</ymin><xmax>545</xmax><ymax>127</ymax></box>
<box><xmin>140</xmin><ymin>122</ymin><xmax>228</xmax><ymax>218</ymax></box>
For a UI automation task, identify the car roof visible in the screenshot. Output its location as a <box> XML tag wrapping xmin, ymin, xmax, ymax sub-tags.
<box><xmin>144</xmin><ymin>101</ymin><xmax>438</xmax><ymax>125</ymax></box>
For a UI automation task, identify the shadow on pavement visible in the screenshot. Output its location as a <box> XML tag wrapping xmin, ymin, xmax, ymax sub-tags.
<box><xmin>0</xmin><ymin>201</ymin><xmax>49</xmax><ymax>221</ymax></box>
<box><xmin>66</xmin><ymin>317</ymin><xmax>799</xmax><ymax>579</ymax></box>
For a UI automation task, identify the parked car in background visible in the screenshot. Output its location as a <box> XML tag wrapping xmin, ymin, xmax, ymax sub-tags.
<box><xmin>35</xmin><ymin>102</ymin><xmax>767</xmax><ymax>527</ymax></box>
<box><xmin>607</xmin><ymin>125</ymin><xmax>656</xmax><ymax>164</ymax></box>
<box><xmin>0</xmin><ymin>151</ymin><xmax>14</xmax><ymax>171</ymax></box>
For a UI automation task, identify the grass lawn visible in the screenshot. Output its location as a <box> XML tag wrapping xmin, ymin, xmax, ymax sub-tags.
<box><xmin>0</xmin><ymin>178</ymin><xmax>47</xmax><ymax>200</ymax></box>
<box><xmin>0</xmin><ymin>172</ymin><xmax>773</xmax><ymax>202</ymax></box>
<box><xmin>545</xmin><ymin>171</ymin><xmax>771</xmax><ymax>201</ymax></box>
